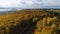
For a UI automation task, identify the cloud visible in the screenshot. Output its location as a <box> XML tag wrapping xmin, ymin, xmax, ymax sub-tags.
<box><xmin>0</xmin><ymin>0</ymin><xmax>33</xmax><ymax>8</ymax></box>
<box><xmin>0</xmin><ymin>0</ymin><xmax>60</xmax><ymax>8</ymax></box>
<box><xmin>0</xmin><ymin>0</ymin><xmax>21</xmax><ymax>8</ymax></box>
<box><xmin>42</xmin><ymin>0</ymin><xmax>60</xmax><ymax>6</ymax></box>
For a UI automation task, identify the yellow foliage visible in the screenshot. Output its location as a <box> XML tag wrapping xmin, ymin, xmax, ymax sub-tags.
<box><xmin>0</xmin><ymin>9</ymin><xmax>59</xmax><ymax>34</ymax></box>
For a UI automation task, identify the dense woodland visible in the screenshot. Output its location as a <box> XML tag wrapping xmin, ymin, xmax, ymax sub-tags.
<box><xmin>0</xmin><ymin>9</ymin><xmax>60</xmax><ymax>34</ymax></box>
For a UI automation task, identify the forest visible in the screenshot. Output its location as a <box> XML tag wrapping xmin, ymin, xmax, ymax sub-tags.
<box><xmin>0</xmin><ymin>9</ymin><xmax>60</xmax><ymax>34</ymax></box>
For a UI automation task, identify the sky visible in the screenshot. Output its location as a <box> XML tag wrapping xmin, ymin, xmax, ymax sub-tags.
<box><xmin>0</xmin><ymin>0</ymin><xmax>60</xmax><ymax>11</ymax></box>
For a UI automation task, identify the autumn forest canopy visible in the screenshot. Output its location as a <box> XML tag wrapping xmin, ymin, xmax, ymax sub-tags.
<box><xmin>0</xmin><ymin>9</ymin><xmax>60</xmax><ymax>34</ymax></box>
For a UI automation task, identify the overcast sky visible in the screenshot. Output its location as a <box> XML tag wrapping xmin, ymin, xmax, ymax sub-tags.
<box><xmin>0</xmin><ymin>0</ymin><xmax>60</xmax><ymax>11</ymax></box>
<box><xmin>0</xmin><ymin>0</ymin><xmax>60</xmax><ymax>8</ymax></box>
